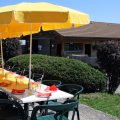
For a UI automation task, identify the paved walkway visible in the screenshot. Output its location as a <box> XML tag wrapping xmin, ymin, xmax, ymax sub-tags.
<box><xmin>75</xmin><ymin>104</ymin><xmax>120</xmax><ymax>120</ymax></box>
<box><xmin>115</xmin><ymin>84</ymin><xmax>120</xmax><ymax>94</ymax></box>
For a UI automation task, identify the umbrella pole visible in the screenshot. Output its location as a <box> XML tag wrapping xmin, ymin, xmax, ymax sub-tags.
<box><xmin>0</xmin><ymin>38</ymin><xmax>4</xmax><ymax>69</ymax></box>
<box><xmin>28</xmin><ymin>24</ymin><xmax>33</xmax><ymax>90</ymax></box>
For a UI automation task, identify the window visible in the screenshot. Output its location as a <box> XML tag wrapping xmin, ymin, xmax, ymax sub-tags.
<box><xmin>19</xmin><ymin>39</ymin><xmax>26</xmax><ymax>45</ymax></box>
<box><xmin>64</xmin><ymin>43</ymin><xmax>83</xmax><ymax>51</ymax></box>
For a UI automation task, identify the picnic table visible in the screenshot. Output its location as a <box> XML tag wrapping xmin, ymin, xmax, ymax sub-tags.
<box><xmin>0</xmin><ymin>84</ymin><xmax>73</xmax><ymax>103</ymax></box>
<box><xmin>0</xmin><ymin>68</ymin><xmax>73</xmax><ymax>118</ymax></box>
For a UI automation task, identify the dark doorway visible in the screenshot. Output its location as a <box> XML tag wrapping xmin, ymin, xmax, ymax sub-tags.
<box><xmin>57</xmin><ymin>44</ymin><xmax>62</xmax><ymax>56</ymax></box>
<box><xmin>49</xmin><ymin>39</ymin><xmax>52</xmax><ymax>56</ymax></box>
<box><xmin>32</xmin><ymin>39</ymin><xmax>38</xmax><ymax>53</ymax></box>
<box><xmin>85</xmin><ymin>44</ymin><xmax>91</xmax><ymax>56</ymax></box>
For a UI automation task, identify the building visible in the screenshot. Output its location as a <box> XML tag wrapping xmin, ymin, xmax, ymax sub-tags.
<box><xmin>22</xmin><ymin>21</ymin><xmax>120</xmax><ymax>65</ymax></box>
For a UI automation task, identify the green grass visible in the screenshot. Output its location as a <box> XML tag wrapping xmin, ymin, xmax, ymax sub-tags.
<box><xmin>80</xmin><ymin>93</ymin><xmax>120</xmax><ymax>118</ymax></box>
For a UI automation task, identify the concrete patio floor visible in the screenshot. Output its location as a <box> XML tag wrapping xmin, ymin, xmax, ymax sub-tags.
<box><xmin>115</xmin><ymin>84</ymin><xmax>120</xmax><ymax>94</ymax></box>
<box><xmin>68</xmin><ymin>104</ymin><xmax>120</xmax><ymax>120</ymax></box>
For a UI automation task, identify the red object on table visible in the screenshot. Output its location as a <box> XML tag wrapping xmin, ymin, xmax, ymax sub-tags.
<box><xmin>0</xmin><ymin>82</ymin><xmax>10</xmax><ymax>87</ymax></box>
<box><xmin>11</xmin><ymin>89</ymin><xmax>25</xmax><ymax>94</ymax></box>
<box><xmin>50</xmin><ymin>85</ymin><xmax>58</xmax><ymax>91</ymax></box>
<box><xmin>45</xmin><ymin>84</ymin><xmax>58</xmax><ymax>91</ymax></box>
<box><xmin>36</xmin><ymin>92</ymin><xmax>52</xmax><ymax>97</ymax></box>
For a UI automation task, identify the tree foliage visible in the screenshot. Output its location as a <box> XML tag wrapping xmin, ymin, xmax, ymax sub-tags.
<box><xmin>97</xmin><ymin>41</ymin><xmax>120</xmax><ymax>93</ymax></box>
<box><xmin>3</xmin><ymin>38</ymin><xmax>22</xmax><ymax>61</ymax></box>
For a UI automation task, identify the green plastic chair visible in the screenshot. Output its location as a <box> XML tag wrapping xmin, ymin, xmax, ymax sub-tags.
<box><xmin>59</xmin><ymin>84</ymin><xmax>83</xmax><ymax>120</ymax></box>
<box><xmin>0</xmin><ymin>90</ymin><xmax>8</xmax><ymax>99</ymax></box>
<box><xmin>48</xmin><ymin>84</ymin><xmax>83</xmax><ymax>120</ymax></box>
<box><xmin>4</xmin><ymin>65</ymin><xmax>11</xmax><ymax>70</ymax></box>
<box><xmin>42</xmin><ymin>80</ymin><xmax>62</xmax><ymax>87</ymax></box>
<box><xmin>59</xmin><ymin>84</ymin><xmax>83</xmax><ymax>99</ymax></box>
<box><xmin>20</xmin><ymin>69</ymin><xmax>30</xmax><ymax>77</ymax></box>
<box><xmin>41</xmin><ymin>80</ymin><xmax>62</xmax><ymax>107</ymax></box>
<box><xmin>0</xmin><ymin>99</ymin><xmax>27</xmax><ymax>120</ymax></box>
<box><xmin>30</xmin><ymin>99</ymin><xmax>78</xmax><ymax>120</ymax></box>
<box><xmin>11</xmin><ymin>67</ymin><xmax>21</xmax><ymax>74</ymax></box>
<box><xmin>32</xmin><ymin>73</ymin><xmax>44</xmax><ymax>82</ymax></box>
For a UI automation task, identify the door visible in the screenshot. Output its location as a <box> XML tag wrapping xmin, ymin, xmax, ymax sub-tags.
<box><xmin>85</xmin><ymin>44</ymin><xmax>91</xmax><ymax>57</ymax></box>
<box><xmin>32</xmin><ymin>39</ymin><xmax>38</xmax><ymax>53</ymax></box>
<box><xmin>57</xmin><ymin>44</ymin><xmax>62</xmax><ymax>56</ymax></box>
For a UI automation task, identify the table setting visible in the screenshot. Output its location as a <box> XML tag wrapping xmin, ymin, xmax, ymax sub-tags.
<box><xmin>0</xmin><ymin>67</ymin><xmax>73</xmax><ymax>104</ymax></box>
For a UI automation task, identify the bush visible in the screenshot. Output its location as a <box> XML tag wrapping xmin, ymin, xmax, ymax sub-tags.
<box><xmin>7</xmin><ymin>54</ymin><xmax>107</xmax><ymax>92</ymax></box>
<box><xmin>3</xmin><ymin>38</ymin><xmax>22</xmax><ymax>61</ymax></box>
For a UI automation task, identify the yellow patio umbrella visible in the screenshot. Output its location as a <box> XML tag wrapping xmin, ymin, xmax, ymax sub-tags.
<box><xmin>0</xmin><ymin>2</ymin><xmax>90</xmax><ymax>89</ymax></box>
<box><xmin>0</xmin><ymin>2</ymin><xmax>89</xmax><ymax>26</ymax></box>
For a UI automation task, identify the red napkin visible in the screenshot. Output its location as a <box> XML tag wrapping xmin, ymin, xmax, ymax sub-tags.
<box><xmin>45</xmin><ymin>85</ymin><xmax>58</xmax><ymax>91</ymax></box>
<box><xmin>36</xmin><ymin>92</ymin><xmax>52</xmax><ymax>97</ymax></box>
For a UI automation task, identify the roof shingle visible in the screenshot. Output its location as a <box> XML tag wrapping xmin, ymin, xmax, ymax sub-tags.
<box><xmin>56</xmin><ymin>21</ymin><xmax>120</xmax><ymax>38</ymax></box>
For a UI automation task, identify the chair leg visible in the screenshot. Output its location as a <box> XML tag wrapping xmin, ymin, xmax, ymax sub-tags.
<box><xmin>24</xmin><ymin>103</ymin><xmax>29</xmax><ymax>117</ymax></box>
<box><xmin>76</xmin><ymin>108</ymin><xmax>80</xmax><ymax>120</ymax></box>
<box><xmin>37</xmin><ymin>101</ymin><xmax>46</xmax><ymax>115</ymax></box>
<box><xmin>72</xmin><ymin>110</ymin><xmax>75</xmax><ymax>120</ymax></box>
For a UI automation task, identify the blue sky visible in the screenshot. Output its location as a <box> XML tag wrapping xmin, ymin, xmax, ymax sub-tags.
<box><xmin>0</xmin><ymin>0</ymin><xmax>120</xmax><ymax>24</ymax></box>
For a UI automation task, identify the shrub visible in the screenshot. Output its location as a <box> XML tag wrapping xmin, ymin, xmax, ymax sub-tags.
<box><xmin>3</xmin><ymin>38</ymin><xmax>22</xmax><ymax>61</ymax></box>
<box><xmin>7</xmin><ymin>54</ymin><xmax>107</xmax><ymax>92</ymax></box>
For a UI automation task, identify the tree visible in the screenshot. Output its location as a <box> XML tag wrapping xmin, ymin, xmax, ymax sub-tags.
<box><xmin>2</xmin><ymin>38</ymin><xmax>22</xmax><ymax>61</ymax></box>
<box><xmin>97</xmin><ymin>40</ymin><xmax>120</xmax><ymax>93</ymax></box>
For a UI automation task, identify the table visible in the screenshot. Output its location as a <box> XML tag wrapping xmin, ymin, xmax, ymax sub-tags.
<box><xmin>0</xmin><ymin>84</ymin><xmax>73</xmax><ymax>103</ymax></box>
<box><xmin>0</xmin><ymin>70</ymin><xmax>73</xmax><ymax>115</ymax></box>
<box><xmin>0</xmin><ymin>84</ymin><xmax>73</xmax><ymax>117</ymax></box>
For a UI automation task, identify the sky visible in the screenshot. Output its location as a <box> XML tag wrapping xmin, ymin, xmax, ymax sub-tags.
<box><xmin>0</xmin><ymin>0</ymin><xmax>120</xmax><ymax>24</ymax></box>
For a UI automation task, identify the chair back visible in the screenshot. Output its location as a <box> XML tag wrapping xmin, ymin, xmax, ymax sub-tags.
<box><xmin>4</xmin><ymin>65</ymin><xmax>11</xmax><ymax>70</ymax></box>
<box><xmin>41</xmin><ymin>99</ymin><xmax>78</xmax><ymax>111</ymax></box>
<box><xmin>59</xmin><ymin>84</ymin><xmax>83</xmax><ymax>99</ymax></box>
<box><xmin>30</xmin><ymin>99</ymin><xmax>78</xmax><ymax>120</ymax></box>
<box><xmin>42</xmin><ymin>80</ymin><xmax>62</xmax><ymax>87</ymax></box>
<box><xmin>0</xmin><ymin>90</ymin><xmax>8</xmax><ymax>99</ymax></box>
<box><xmin>32</xmin><ymin>73</ymin><xmax>44</xmax><ymax>82</ymax></box>
<box><xmin>21</xmin><ymin>69</ymin><xmax>29</xmax><ymax>77</ymax></box>
<box><xmin>0</xmin><ymin>99</ymin><xmax>27</xmax><ymax>120</ymax></box>
<box><xmin>11</xmin><ymin>67</ymin><xmax>21</xmax><ymax>74</ymax></box>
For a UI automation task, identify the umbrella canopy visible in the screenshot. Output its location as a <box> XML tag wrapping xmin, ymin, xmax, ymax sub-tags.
<box><xmin>0</xmin><ymin>2</ymin><xmax>90</xmax><ymax>89</ymax></box>
<box><xmin>0</xmin><ymin>16</ymin><xmax>41</xmax><ymax>38</ymax></box>
<box><xmin>0</xmin><ymin>2</ymin><xmax>90</xmax><ymax>29</ymax></box>
<box><xmin>0</xmin><ymin>2</ymin><xmax>90</xmax><ymax>39</ymax></box>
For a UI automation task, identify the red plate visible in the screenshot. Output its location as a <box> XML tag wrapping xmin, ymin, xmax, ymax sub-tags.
<box><xmin>11</xmin><ymin>89</ymin><xmax>25</xmax><ymax>94</ymax></box>
<box><xmin>36</xmin><ymin>92</ymin><xmax>52</xmax><ymax>97</ymax></box>
<box><xmin>0</xmin><ymin>82</ymin><xmax>10</xmax><ymax>87</ymax></box>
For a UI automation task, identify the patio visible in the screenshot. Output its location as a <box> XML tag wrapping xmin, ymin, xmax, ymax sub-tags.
<box><xmin>76</xmin><ymin>104</ymin><xmax>119</xmax><ymax>120</ymax></box>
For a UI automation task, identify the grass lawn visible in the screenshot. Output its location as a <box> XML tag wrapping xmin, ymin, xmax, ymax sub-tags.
<box><xmin>80</xmin><ymin>93</ymin><xmax>120</xmax><ymax>118</ymax></box>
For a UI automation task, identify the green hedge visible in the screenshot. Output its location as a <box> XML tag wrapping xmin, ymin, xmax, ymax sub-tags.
<box><xmin>7</xmin><ymin>54</ymin><xmax>107</xmax><ymax>92</ymax></box>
